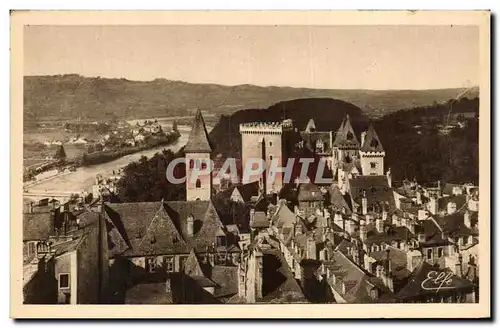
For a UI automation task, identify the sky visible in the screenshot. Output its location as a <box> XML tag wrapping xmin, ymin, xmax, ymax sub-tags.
<box><xmin>24</xmin><ymin>25</ymin><xmax>479</xmax><ymax>90</ymax></box>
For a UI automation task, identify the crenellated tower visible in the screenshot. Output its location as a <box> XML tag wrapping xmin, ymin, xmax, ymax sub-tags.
<box><xmin>239</xmin><ymin>119</ymin><xmax>294</xmax><ymax>194</ymax></box>
<box><xmin>359</xmin><ymin>123</ymin><xmax>385</xmax><ymax>176</ymax></box>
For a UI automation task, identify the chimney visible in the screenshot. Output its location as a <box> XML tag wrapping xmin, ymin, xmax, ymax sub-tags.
<box><xmin>375</xmin><ymin>218</ymin><xmax>384</xmax><ymax>233</ymax></box>
<box><xmin>437</xmin><ymin>180</ymin><xmax>442</xmax><ymax>196</ymax></box>
<box><xmin>382</xmin><ymin>208</ymin><xmax>388</xmax><ymax>221</ymax></box>
<box><xmin>464</xmin><ymin>211</ymin><xmax>471</xmax><ymax>229</ymax></box>
<box><xmin>418</xmin><ymin>210</ymin><xmax>428</xmax><ymax>221</ymax></box>
<box><xmin>455</xmin><ymin>253</ymin><xmax>463</xmax><ymax>277</ymax></box>
<box><xmin>416</xmin><ymin>190</ymin><xmax>422</xmax><ymax>205</ymax></box>
<box><xmin>408</xmin><ymin>220</ymin><xmax>416</xmax><ymax>234</ymax></box>
<box><xmin>359</xmin><ymin>220</ymin><xmax>367</xmax><ymax>242</ymax></box>
<box><xmin>346</xmin><ymin>220</ymin><xmax>355</xmax><ymax>235</ymax></box>
<box><xmin>447</xmin><ymin>202</ymin><xmax>457</xmax><ymax>215</ymax></box>
<box><xmin>384</xmin><ymin>249</ymin><xmax>394</xmax><ymax>292</ymax></box>
<box><xmin>187</xmin><ymin>215</ymin><xmax>194</xmax><ymax>236</ymax></box>
<box><xmin>429</xmin><ymin>196</ymin><xmax>438</xmax><ymax>215</ymax></box>
<box><xmin>361</xmin><ymin>131</ymin><xmax>367</xmax><ymax>147</ymax></box>
<box><xmin>306</xmin><ymin>235</ymin><xmax>317</xmax><ymax>260</ymax></box>
<box><xmin>361</xmin><ymin>191</ymin><xmax>368</xmax><ymax>215</ymax></box>
<box><xmin>386</xmin><ymin>168</ymin><xmax>392</xmax><ymax>188</ymax></box>
<box><xmin>406</xmin><ymin>249</ymin><xmax>422</xmax><ymax>272</ymax></box>
<box><xmin>255</xmin><ymin>251</ymin><xmax>264</xmax><ymax>299</ymax></box>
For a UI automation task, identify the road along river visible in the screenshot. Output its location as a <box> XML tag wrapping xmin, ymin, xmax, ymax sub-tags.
<box><xmin>24</xmin><ymin>125</ymin><xmax>207</xmax><ymax>195</ymax></box>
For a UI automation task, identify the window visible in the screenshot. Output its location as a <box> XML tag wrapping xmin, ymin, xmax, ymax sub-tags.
<box><xmin>427</xmin><ymin>249</ymin><xmax>433</xmax><ymax>260</ymax></box>
<box><xmin>370</xmin><ymin>162</ymin><xmax>377</xmax><ymax>169</ymax></box>
<box><xmin>269</xmin><ymin>141</ymin><xmax>273</xmax><ymax>147</ymax></box>
<box><xmin>269</xmin><ymin>155</ymin><xmax>273</xmax><ymax>160</ymax></box>
<box><xmin>438</xmin><ymin>248</ymin><xmax>444</xmax><ymax>258</ymax></box>
<box><xmin>164</xmin><ymin>256</ymin><xmax>174</xmax><ymax>272</ymax></box>
<box><xmin>146</xmin><ymin>257</ymin><xmax>157</xmax><ymax>273</ymax></box>
<box><xmin>195</xmin><ymin>179</ymin><xmax>201</xmax><ymax>188</ymax></box>
<box><xmin>462</xmin><ymin>237</ymin><xmax>468</xmax><ymax>246</ymax></box>
<box><xmin>201</xmin><ymin>161</ymin><xmax>207</xmax><ymax>170</ymax></box>
<box><xmin>189</xmin><ymin>160</ymin><xmax>195</xmax><ymax>169</ymax></box>
<box><xmin>28</xmin><ymin>242</ymin><xmax>35</xmax><ymax>256</ymax></box>
<box><xmin>59</xmin><ymin>273</ymin><xmax>70</xmax><ymax>289</ymax></box>
<box><xmin>217</xmin><ymin>253</ymin><xmax>227</xmax><ymax>264</ymax></box>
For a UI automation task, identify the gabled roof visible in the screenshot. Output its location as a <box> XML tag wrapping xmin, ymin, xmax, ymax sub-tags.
<box><xmin>272</xmin><ymin>201</ymin><xmax>297</xmax><ymax>229</ymax></box>
<box><xmin>297</xmin><ymin>183</ymin><xmax>324</xmax><ymax>202</ymax></box>
<box><xmin>103</xmin><ymin>200</ymin><xmax>239</xmax><ymax>257</ymax></box>
<box><xmin>184</xmin><ymin>249</ymin><xmax>206</xmax><ymax>277</ymax></box>
<box><xmin>348</xmin><ymin>175</ymin><xmax>395</xmax><ymax>211</ymax></box>
<box><xmin>360</xmin><ymin>124</ymin><xmax>384</xmax><ymax>153</ymax></box>
<box><xmin>396</xmin><ymin>262</ymin><xmax>474</xmax><ymax>300</ymax></box>
<box><xmin>135</xmin><ymin>203</ymin><xmax>190</xmax><ymax>256</ymax></box>
<box><xmin>324</xmin><ymin>250</ymin><xmax>396</xmax><ymax>303</ymax></box>
<box><xmin>333</xmin><ymin>115</ymin><xmax>360</xmax><ymax>148</ymax></box>
<box><xmin>23</xmin><ymin>212</ymin><xmax>54</xmax><ymax>241</ymax></box>
<box><xmin>184</xmin><ymin>109</ymin><xmax>212</xmax><ymax>153</ymax></box>
<box><xmin>231</xmin><ymin>181</ymin><xmax>260</xmax><ymax>203</ymax></box>
<box><xmin>305</xmin><ymin>118</ymin><xmax>316</xmax><ymax>132</ymax></box>
<box><xmin>329</xmin><ymin>185</ymin><xmax>352</xmax><ymax>214</ymax></box>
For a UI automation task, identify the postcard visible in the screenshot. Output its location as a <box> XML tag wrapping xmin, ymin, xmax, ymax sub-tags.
<box><xmin>11</xmin><ymin>10</ymin><xmax>490</xmax><ymax>319</ymax></box>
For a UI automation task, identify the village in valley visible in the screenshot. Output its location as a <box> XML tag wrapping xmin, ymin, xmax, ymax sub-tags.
<box><xmin>23</xmin><ymin>107</ymin><xmax>480</xmax><ymax>304</ymax></box>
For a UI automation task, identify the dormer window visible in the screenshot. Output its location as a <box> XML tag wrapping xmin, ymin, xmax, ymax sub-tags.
<box><xmin>346</xmin><ymin>131</ymin><xmax>354</xmax><ymax>140</ymax></box>
<box><xmin>370</xmin><ymin>139</ymin><xmax>379</xmax><ymax>148</ymax></box>
<box><xmin>370</xmin><ymin>288</ymin><xmax>379</xmax><ymax>300</ymax></box>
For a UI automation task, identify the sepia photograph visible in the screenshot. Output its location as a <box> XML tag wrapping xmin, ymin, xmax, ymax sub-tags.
<box><xmin>10</xmin><ymin>10</ymin><xmax>491</xmax><ymax>319</ymax></box>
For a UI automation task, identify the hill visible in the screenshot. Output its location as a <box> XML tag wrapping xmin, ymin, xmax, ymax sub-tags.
<box><xmin>24</xmin><ymin>74</ymin><xmax>479</xmax><ymax>122</ymax></box>
<box><xmin>208</xmin><ymin>97</ymin><xmax>479</xmax><ymax>185</ymax></box>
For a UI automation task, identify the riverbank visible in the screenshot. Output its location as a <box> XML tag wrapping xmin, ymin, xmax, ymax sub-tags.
<box><xmin>81</xmin><ymin>132</ymin><xmax>180</xmax><ymax>166</ymax></box>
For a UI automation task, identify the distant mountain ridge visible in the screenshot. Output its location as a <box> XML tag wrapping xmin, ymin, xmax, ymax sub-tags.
<box><xmin>24</xmin><ymin>74</ymin><xmax>479</xmax><ymax>122</ymax></box>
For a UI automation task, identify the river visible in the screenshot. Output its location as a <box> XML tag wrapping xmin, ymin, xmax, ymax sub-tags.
<box><xmin>24</xmin><ymin>125</ymin><xmax>209</xmax><ymax>194</ymax></box>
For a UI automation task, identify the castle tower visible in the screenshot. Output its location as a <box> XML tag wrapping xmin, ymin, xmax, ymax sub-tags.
<box><xmin>185</xmin><ymin>109</ymin><xmax>212</xmax><ymax>201</ymax></box>
<box><xmin>332</xmin><ymin>114</ymin><xmax>360</xmax><ymax>166</ymax></box>
<box><xmin>239</xmin><ymin>119</ymin><xmax>293</xmax><ymax>194</ymax></box>
<box><xmin>359</xmin><ymin>123</ymin><xmax>385</xmax><ymax>176</ymax></box>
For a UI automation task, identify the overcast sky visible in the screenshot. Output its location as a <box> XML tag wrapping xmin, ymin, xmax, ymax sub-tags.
<box><xmin>24</xmin><ymin>25</ymin><xmax>478</xmax><ymax>90</ymax></box>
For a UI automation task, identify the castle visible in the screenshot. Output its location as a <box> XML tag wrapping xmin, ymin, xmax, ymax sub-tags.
<box><xmin>239</xmin><ymin>114</ymin><xmax>388</xmax><ymax>195</ymax></box>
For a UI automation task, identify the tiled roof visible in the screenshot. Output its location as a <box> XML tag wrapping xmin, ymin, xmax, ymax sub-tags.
<box><xmin>232</xmin><ymin>181</ymin><xmax>260</xmax><ymax>203</ymax></box>
<box><xmin>369</xmin><ymin>246</ymin><xmax>411</xmax><ymax>281</ymax></box>
<box><xmin>104</xmin><ymin>200</ymin><xmax>239</xmax><ymax>257</ymax></box>
<box><xmin>184</xmin><ymin>109</ymin><xmax>212</xmax><ymax>153</ymax></box>
<box><xmin>396</xmin><ymin>262</ymin><xmax>474</xmax><ymax>300</ymax></box>
<box><xmin>299</xmin><ymin>131</ymin><xmax>332</xmax><ymax>154</ymax></box>
<box><xmin>305</xmin><ymin>118</ymin><xmax>316</xmax><ymax>132</ymax></box>
<box><xmin>442</xmin><ymin>183</ymin><xmax>464</xmax><ymax>196</ymax></box>
<box><xmin>23</xmin><ymin>212</ymin><xmax>54</xmax><ymax>241</ymax></box>
<box><xmin>360</xmin><ymin>124</ymin><xmax>384</xmax><ymax>152</ymax></box>
<box><xmin>329</xmin><ymin>185</ymin><xmax>352</xmax><ymax>214</ymax></box>
<box><xmin>258</xmin><ymin>247</ymin><xmax>308</xmax><ymax>303</ymax></box>
<box><xmin>325</xmin><ymin>251</ymin><xmax>396</xmax><ymax>303</ymax></box>
<box><xmin>418</xmin><ymin>219</ymin><xmax>451</xmax><ymax>246</ymax></box>
<box><xmin>297</xmin><ymin>182</ymin><xmax>324</xmax><ymax>202</ymax></box>
<box><xmin>333</xmin><ymin>115</ymin><xmax>360</xmax><ymax>148</ymax></box>
<box><xmin>272</xmin><ymin>201</ymin><xmax>297</xmax><ymax>229</ymax></box>
<box><xmin>348</xmin><ymin>175</ymin><xmax>395</xmax><ymax>211</ymax></box>
<box><xmin>125</xmin><ymin>283</ymin><xmax>174</xmax><ymax>304</ymax></box>
<box><xmin>438</xmin><ymin>195</ymin><xmax>467</xmax><ymax>212</ymax></box>
<box><xmin>435</xmin><ymin>212</ymin><xmax>478</xmax><ymax>237</ymax></box>
<box><xmin>365</xmin><ymin>224</ymin><xmax>414</xmax><ymax>246</ymax></box>
<box><xmin>251</xmin><ymin>211</ymin><xmax>269</xmax><ymax>229</ymax></box>
<box><xmin>211</xmin><ymin>265</ymin><xmax>239</xmax><ymax>298</ymax></box>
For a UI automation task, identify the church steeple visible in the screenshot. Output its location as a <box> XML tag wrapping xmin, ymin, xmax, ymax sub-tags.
<box><xmin>185</xmin><ymin>109</ymin><xmax>212</xmax><ymax>201</ymax></box>
<box><xmin>185</xmin><ymin>109</ymin><xmax>212</xmax><ymax>153</ymax></box>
